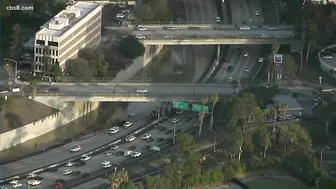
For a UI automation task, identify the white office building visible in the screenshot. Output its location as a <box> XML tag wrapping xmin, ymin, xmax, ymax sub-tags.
<box><xmin>34</xmin><ymin>2</ymin><xmax>102</xmax><ymax>72</ymax></box>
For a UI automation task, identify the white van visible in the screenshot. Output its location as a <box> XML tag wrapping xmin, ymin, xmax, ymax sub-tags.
<box><xmin>12</xmin><ymin>88</ymin><xmax>20</xmax><ymax>93</ymax></box>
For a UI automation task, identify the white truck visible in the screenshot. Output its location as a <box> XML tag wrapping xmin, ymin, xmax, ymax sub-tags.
<box><xmin>12</xmin><ymin>88</ymin><xmax>20</xmax><ymax>93</ymax></box>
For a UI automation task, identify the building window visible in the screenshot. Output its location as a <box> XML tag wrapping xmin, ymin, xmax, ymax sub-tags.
<box><xmin>35</xmin><ymin>56</ymin><xmax>38</xmax><ymax>62</ymax></box>
<box><xmin>36</xmin><ymin>40</ymin><xmax>44</xmax><ymax>45</ymax></box>
<box><xmin>52</xmin><ymin>50</ymin><xmax>55</xmax><ymax>56</ymax></box>
<box><xmin>39</xmin><ymin>48</ymin><xmax>42</xmax><ymax>54</ymax></box>
<box><xmin>35</xmin><ymin>48</ymin><xmax>38</xmax><ymax>54</ymax></box>
<box><xmin>56</xmin><ymin>50</ymin><xmax>58</xmax><ymax>56</ymax></box>
<box><xmin>48</xmin><ymin>41</ymin><xmax>58</xmax><ymax>47</ymax></box>
<box><xmin>39</xmin><ymin>57</ymin><xmax>42</xmax><ymax>62</ymax></box>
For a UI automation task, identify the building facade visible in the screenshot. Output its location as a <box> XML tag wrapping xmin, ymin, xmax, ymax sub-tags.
<box><xmin>34</xmin><ymin>2</ymin><xmax>102</xmax><ymax>72</ymax></box>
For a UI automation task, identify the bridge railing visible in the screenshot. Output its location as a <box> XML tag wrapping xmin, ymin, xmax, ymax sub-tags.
<box><xmin>142</xmin><ymin>35</ymin><xmax>294</xmax><ymax>40</ymax></box>
<box><xmin>56</xmin><ymin>77</ymin><xmax>151</xmax><ymax>83</ymax></box>
<box><xmin>34</xmin><ymin>91</ymin><xmax>205</xmax><ymax>97</ymax></box>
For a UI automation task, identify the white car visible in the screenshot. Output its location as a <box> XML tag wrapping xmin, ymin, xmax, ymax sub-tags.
<box><xmin>109</xmin><ymin>128</ymin><xmax>120</xmax><ymax>134</ymax></box>
<box><xmin>9</xmin><ymin>180</ymin><xmax>18</xmax><ymax>184</ymax></box>
<box><xmin>245</xmin><ymin>69</ymin><xmax>250</xmax><ymax>72</ymax></box>
<box><xmin>228</xmin><ymin>77</ymin><xmax>233</xmax><ymax>81</ymax></box>
<box><xmin>70</xmin><ymin>145</ymin><xmax>81</xmax><ymax>152</ymax></box>
<box><xmin>102</xmin><ymin>164</ymin><xmax>112</xmax><ymax>169</ymax></box>
<box><xmin>105</xmin><ymin>151</ymin><xmax>113</xmax><ymax>156</ymax></box>
<box><xmin>110</xmin><ymin>126</ymin><xmax>119</xmax><ymax>130</ymax></box>
<box><xmin>12</xmin><ymin>183</ymin><xmax>22</xmax><ymax>188</ymax></box>
<box><xmin>259</xmin><ymin>34</ymin><xmax>269</xmax><ymax>38</ymax></box>
<box><xmin>322</xmin><ymin>55</ymin><xmax>333</xmax><ymax>59</ymax></box>
<box><xmin>255</xmin><ymin>11</ymin><xmax>260</xmax><ymax>15</ymax></box>
<box><xmin>239</xmin><ymin>26</ymin><xmax>250</xmax><ymax>30</ymax></box>
<box><xmin>268</xmin><ymin>26</ymin><xmax>277</xmax><ymax>30</ymax></box>
<box><xmin>28</xmin><ymin>180</ymin><xmax>41</xmax><ymax>186</ymax></box>
<box><xmin>135</xmin><ymin>34</ymin><xmax>146</xmax><ymax>39</ymax></box>
<box><xmin>63</xmin><ymin>169</ymin><xmax>73</xmax><ymax>175</ymax></box>
<box><xmin>122</xmin><ymin>9</ymin><xmax>130</xmax><ymax>14</ymax></box>
<box><xmin>111</xmin><ymin>145</ymin><xmax>119</xmax><ymax>150</ymax></box>
<box><xmin>176</xmin><ymin>110</ymin><xmax>184</xmax><ymax>115</ymax></box>
<box><xmin>258</xmin><ymin>58</ymin><xmax>264</xmax><ymax>63</ymax></box>
<box><xmin>102</xmin><ymin>160</ymin><xmax>111</xmax><ymax>165</ymax></box>
<box><xmin>166</xmin><ymin>27</ymin><xmax>175</xmax><ymax>31</ymax></box>
<box><xmin>171</xmin><ymin>118</ymin><xmax>180</xmax><ymax>124</ymax></box>
<box><xmin>142</xmin><ymin>134</ymin><xmax>152</xmax><ymax>140</ymax></box>
<box><xmin>26</xmin><ymin>173</ymin><xmax>37</xmax><ymax>178</ymax></box>
<box><xmin>126</xmin><ymin>135</ymin><xmax>136</xmax><ymax>142</ymax></box>
<box><xmin>123</xmin><ymin>121</ymin><xmax>133</xmax><ymax>128</ymax></box>
<box><xmin>164</xmin><ymin>35</ymin><xmax>173</xmax><ymax>39</ymax></box>
<box><xmin>124</xmin><ymin>151</ymin><xmax>133</xmax><ymax>156</ymax></box>
<box><xmin>66</xmin><ymin>162</ymin><xmax>74</xmax><ymax>167</ymax></box>
<box><xmin>0</xmin><ymin>90</ymin><xmax>9</xmax><ymax>94</ymax></box>
<box><xmin>136</xmin><ymin>89</ymin><xmax>148</xmax><ymax>93</ymax></box>
<box><xmin>131</xmin><ymin>152</ymin><xmax>142</xmax><ymax>158</ymax></box>
<box><xmin>275</xmin><ymin>35</ymin><xmax>283</xmax><ymax>38</ymax></box>
<box><xmin>243</xmin><ymin>52</ymin><xmax>248</xmax><ymax>57</ymax></box>
<box><xmin>1</xmin><ymin>187</ymin><xmax>8</xmax><ymax>189</ymax></box>
<box><xmin>80</xmin><ymin>156</ymin><xmax>91</xmax><ymax>161</ymax></box>
<box><xmin>116</xmin><ymin>13</ymin><xmax>125</xmax><ymax>19</ymax></box>
<box><xmin>137</xmin><ymin>27</ymin><xmax>147</xmax><ymax>31</ymax></box>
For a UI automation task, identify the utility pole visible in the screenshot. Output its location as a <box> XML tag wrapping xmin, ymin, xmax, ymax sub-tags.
<box><xmin>213</xmin><ymin>134</ymin><xmax>216</xmax><ymax>153</ymax></box>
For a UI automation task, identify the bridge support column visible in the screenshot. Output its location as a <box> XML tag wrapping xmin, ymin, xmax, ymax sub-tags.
<box><xmin>143</xmin><ymin>45</ymin><xmax>164</xmax><ymax>67</ymax></box>
<box><xmin>217</xmin><ymin>45</ymin><xmax>221</xmax><ymax>59</ymax></box>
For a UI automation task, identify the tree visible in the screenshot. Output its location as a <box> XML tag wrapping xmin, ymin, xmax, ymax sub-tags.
<box><xmin>259</xmin><ymin>128</ymin><xmax>272</xmax><ymax>158</ymax></box>
<box><xmin>119</xmin><ymin>181</ymin><xmax>139</xmax><ymax>189</ymax></box>
<box><xmin>66</xmin><ymin>58</ymin><xmax>94</xmax><ymax>77</ymax></box>
<box><xmin>244</xmin><ymin>86</ymin><xmax>277</xmax><ymax>108</ymax></box>
<box><xmin>232</xmin><ymin>80</ymin><xmax>239</xmax><ymax>94</ymax></box>
<box><xmin>9</xmin><ymin>23</ymin><xmax>21</xmax><ymax>59</ymax></box>
<box><xmin>313</xmin><ymin>93</ymin><xmax>336</xmax><ymax>135</ymax></box>
<box><xmin>152</xmin><ymin>0</ymin><xmax>172</xmax><ymax>21</ymax></box>
<box><xmin>176</xmin><ymin>134</ymin><xmax>195</xmax><ymax>154</ymax></box>
<box><xmin>78</xmin><ymin>48</ymin><xmax>109</xmax><ymax>77</ymax></box>
<box><xmin>32</xmin><ymin>0</ymin><xmax>47</xmax><ymax>14</ymax></box>
<box><xmin>110</xmin><ymin>168</ymin><xmax>129</xmax><ymax>189</ymax></box>
<box><xmin>119</xmin><ymin>35</ymin><xmax>145</xmax><ymax>59</ymax></box>
<box><xmin>267</xmin><ymin>43</ymin><xmax>280</xmax><ymax>84</ymax></box>
<box><xmin>134</xmin><ymin>4</ymin><xmax>154</xmax><ymax>21</ymax></box>
<box><xmin>52</xmin><ymin>0</ymin><xmax>67</xmax><ymax>15</ymax></box>
<box><xmin>271</xmin><ymin>42</ymin><xmax>280</xmax><ymax>55</ymax></box>
<box><xmin>269</xmin><ymin>102</ymin><xmax>280</xmax><ymax>134</ymax></box>
<box><xmin>209</xmin><ymin>94</ymin><xmax>219</xmax><ymax>132</ymax></box>
<box><xmin>283</xmin><ymin>55</ymin><xmax>298</xmax><ymax>76</ymax></box>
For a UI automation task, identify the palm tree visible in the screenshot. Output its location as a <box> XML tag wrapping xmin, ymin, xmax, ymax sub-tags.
<box><xmin>269</xmin><ymin>103</ymin><xmax>279</xmax><ymax>135</ymax></box>
<box><xmin>201</xmin><ymin>94</ymin><xmax>209</xmax><ymax>105</ymax></box>
<box><xmin>29</xmin><ymin>78</ymin><xmax>38</xmax><ymax>100</ymax></box>
<box><xmin>260</xmin><ymin>131</ymin><xmax>272</xmax><ymax>158</ymax></box>
<box><xmin>267</xmin><ymin>42</ymin><xmax>280</xmax><ymax>84</ymax></box>
<box><xmin>278</xmin><ymin>103</ymin><xmax>288</xmax><ymax>124</ymax></box>
<box><xmin>198</xmin><ymin>110</ymin><xmax>205</xmax><ymax>136</ymax></box>
<box><xmin>209</xmin><ymin>94</ymin><xmax>219</xmax><ymax>132</ymax></box>
<box><xmin>110</xmin><ymin>168</ymin><xmax>129</xmax><ymax>189</ymax></box>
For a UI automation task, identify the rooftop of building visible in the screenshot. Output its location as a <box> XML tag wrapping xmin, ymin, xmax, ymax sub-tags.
<box><xmin>36</xmin><ymin>2</ymin><xmax>99</xmax><ymax>37</ymax></box>
<box><xmin>320</xmin><ymin>45</ymin><xmax>336</xmax><ymax>68</ymax></box>
<box><xmin>267</xmin><ymin>94</ymin><xmax>303</xmax><ymax>110</ymax></box>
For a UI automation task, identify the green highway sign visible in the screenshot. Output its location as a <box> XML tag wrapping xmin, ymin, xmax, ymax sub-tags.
<box><xmin>192</xmin><ymin>104</ymin><xmax>209</xmax><ymax>113</ymax></box>
<box><xmin>173</xmin><ymin>101</ymin><xmax>188</xmax><ymax>110</ymax></box>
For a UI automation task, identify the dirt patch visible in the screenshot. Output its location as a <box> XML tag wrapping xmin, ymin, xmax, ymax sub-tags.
<box><xmin>0</xmin><ymin>96</ymin><xmax>59</xmax><ymax>133</ymax></box>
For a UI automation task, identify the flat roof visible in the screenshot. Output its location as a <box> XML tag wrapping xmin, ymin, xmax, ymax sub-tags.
<box><xmin>37</xmin><ymin>2</ymin><xmax>99</xmax><ymax>37</ymax></box>
<box><xmin>272</xmin><ymin>94</ymin><xmax>303</xmax><ymax>110</ymax></box>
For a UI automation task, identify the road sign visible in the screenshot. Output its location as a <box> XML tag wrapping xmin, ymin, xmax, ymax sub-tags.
<box><xmin>173</xmin><ymin>101</ymin><xmax>188</xmax><ymax>110</ymax></box>
<box><xmin>151</xmin><ymin>146</ymin><xmax>160</xmax><ymax>152</ymax></box>
<box><xmin>192</xmin><ymin>104</ymin><xmax>209</xmax><ymax>113</ymax></box>
<box><xmin>274</xmin><ymin>54</ymin><xmax>283</xmax><ymax>63</ymax></box>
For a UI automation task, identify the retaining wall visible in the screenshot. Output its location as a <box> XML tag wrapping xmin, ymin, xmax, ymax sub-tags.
<box><xmin>0</xmin><ymin>101</ymin><xmax>99</xmax><ymax>151</ymax></box>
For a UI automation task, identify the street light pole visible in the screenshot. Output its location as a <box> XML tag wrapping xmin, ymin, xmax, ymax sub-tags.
<box><xmin>292</xmin><ymin>50</ymin><xmax>303</xmax><ymax>73</ymax></box>
<box><xmin>4</xmin><ymin>58</ymin><xmax>18</xmax><ymax>83</ymax></box>
<box><xmin>173</xmin><ymin>122</ymin><xmax>176</xmax><ymax>145</ymax></box>
<box><xmin>320</xmin><ymin>146</ymin><xmax>330</xmax><ymax>167</ymax></box>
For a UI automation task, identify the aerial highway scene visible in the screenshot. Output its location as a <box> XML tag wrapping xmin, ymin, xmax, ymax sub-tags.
<box><xmin>1</xmin><ymin>0</ymin><xmax>336</xmax><ymax>189</ymax></box>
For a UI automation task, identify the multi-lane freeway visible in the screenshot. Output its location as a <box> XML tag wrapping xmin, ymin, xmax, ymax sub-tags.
<box><xmin>1</xmin><ymin>113</ymin><xmax>197</xmax><ymax>189</ymax></box>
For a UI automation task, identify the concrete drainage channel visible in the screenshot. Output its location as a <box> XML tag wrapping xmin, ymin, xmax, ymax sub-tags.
<box><xmin>0</xmin><ymin>118</ymin><xmax>165</xmax><ymax>185</ymax></box>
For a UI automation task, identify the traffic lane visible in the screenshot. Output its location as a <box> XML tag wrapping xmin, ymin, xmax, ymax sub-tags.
<box><xmin>71</xmin><ymin>178</ymin><xmax>109</xmax><ymax>189</ymax></box>
<box><xmin>243</xmin><ymin>46</ymin><xmax>260</xmax><ymax>79</ymax></box>
<box><xmin>10</xmin><ymin>114</ymin><xmax>197</xmax><ymax>189</ymax></box>
<box><xmin>1</xmin><ymin>116</ymin><xmax>153</xmax><ymax>179</ymax></box>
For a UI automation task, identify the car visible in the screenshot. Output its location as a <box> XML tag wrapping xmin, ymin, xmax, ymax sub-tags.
<box><xmin>255</xmin><ymin>11</ymin><xmax>260</xmax><ymax>15</ymax></box>
<box><xmin>268</xmin><ymin>25</ymin><xmax>277</xmax><ymax>30</ymax></box>
<box><xmin>166</xmin><ymin>138</ymin><xmax>174</xmax><ymax>144</ymax></box>
<box><xmin>103</xmin><ymin>164</ymin><xmax>112</xmax><ymax>168</ymax></box>
<box><xmin>128</xmin><ymin>145</ymin><xmax>136</xmax><ymax>150</ymax></box>
<box><xmin>239</xmin><ymin>26</ymin><xmax>250</xmax><ymax>30</ymax></box>
<box><xmin>116</xmin><ymin>151</ymin><xmax>124</xmax><ymax>156</ymax></box>
<box><xmin>227</xmin><ymin>66</ymin><xmax>234</xmax><ymax>72</ymax></box>
<box><xmin>243</xmin><ymin>52</ymin><xmax>248</xmax><ymax>57</ymax></box>
<box><xmin>258</xmin><ymin>58</ymin><xmax>264</xmax><ymax>63</ymax></box>
<box><xmin>126</xmin><ymin>135</ymin><xmax>136</xmax><ymax>142</ymax></box>
<box><xmin>49</xmin><ymin>87</ymin><xmax>60</xmax><ymax>92</ymax></box>
<box><xmin>185</xmin><ymin>117</ymin><xmax>192</xmax><ymax>122</ymax></box>
<box><xmin>0</xmin><ymin>187</ymin><xmax>7</xmax><ymax>189</ymax></box>
<box><xmin>146</xmin><ymin>137</ymin><xmax>154</xmax><ymax>142</ymax></box>
<box><xmin>176</xmin><ymin>110</ymin><xmax>184</xmax><ymax>114</ymax></box>
<box><xmin>164</xmin><ymin>35</ymin><xmax>173</xmax><ymax>39</ymax></box>
<box><xmin>13</xmin><ymin>183</ymin><xmax>22</xmax><ymax>188</ymax></box>
<box><xmin>102</xmin><ymin>160</ymin><xmax>111</xmax><ymax>165</ymax></box>
<box><xmin>159</xmin><ymin>126</ymin><xmax>167</xmax><ymax>131</ymax></box>
<box><xmin>143</xmin><ymin>145</ymin><xmax>151</xmax><ymax>149</ymax></box>
<box><xmin>166</xmin><ymin>27</ymin><xmax>175</xmax><ymax>31</ymax></box>
<box><xmin>135</xmin><ymin>34</ymin><xmax>146</xmax><ymax>39</ymax></box>
<box><xmin>189</xmin><ymin>27</ymin><xmax>200</xmax><ymax>30</ymax></box>
<box><xmin>80</xmin><ymin>155</ymin><xmax>91</xmax><ymax>161</ymax></box>
<box><xmin>116</xmin><ymin>13</ymin><xmax>125</xmax><ymax>19</ymax></box>
<box><xmin>105</xmin><ymin>151</ymin><xmax>113</xmax><ymax>156</ymax></box>
<box><xmin>27</xmin><ymin>173</ymin><xmax>37</xmax><ymax>178</ymax></box>
<box><xmin>28</xmin><ymin>180</ymin><xmax>41</xmax><ymax>186</ymax></box>
<box><xmin>55</xmin><ymin>183</ymin><xmax>63</xmax><ymax>188</ymax></box>
<box><xmin>123</xmin><ymin>121</ymin><xmax>133</xmax><ymax>128</ymax></box>
<box><xmin>70</xmin><ymin>145</ymin><xmax>81</xmax><ymax>152</ymax></box>
<box><xmin>40</xmin><ymin>89</ymin><xmax>48</xmax><ymax>93</ymax></box>
<box><xmin>82</xmin><ymin>173</ymin><xmax>91</xmax><ymax>178</ymax></box>
<box><xmin>290</xmin><ymin>92</ymin><xmax>300</xmax><ymax>98</ymax></box>
<box><xmin>171</xmin><ymin>118</ymin><xmax>179</xmax><ymax>124</ymax></box>
<box><xmin>136</xmin><ymin>89</ymin><xmax>148</xmax><ymax>93</ymax></box>
<box><xmin>156</xmin><ymin>138</ymin><xmax>165</xmax><ymax>142</ymax></box>
<box><xmin>9</xmin><ymin>180</ymin><xmax>19</xmax><ymax>184</ymax></box>
<box><xmin>259</xmin><ymin>34</ymin><xmax>269</xmax><ymax>38</ymax></box>
<box><xmin>154</xmin><ymin>123</ymin><xmax>162</xmax><ymax>128</ymax></box>
<box><xmin>111</xmin><ymin>145</ymin><xmax>119</xmax><ymax>150</ymax></box>
<box><xmin>109</xmin><ymin>128</ymin><xmax>120</xmax><ymax>134</ymax></box>
<box><xmin>228</xmin><ymin>77</ymin><xmax>233</xmax><ymax>81</ymax></box>
<box><xmin>62</xmin><ymin>169</ymin><xmax>73</xmax><ymax>175</ymax></box>
<box><xmin>122</xmin><ymin>9</ymin><xmax>130</xmax><ymax>14</ymax></box>
<box><xmin>55</xmin><ymin>179</ymin><xmax>65</xmax><ymax>184</ymax></box>
<box><xmin>275</xmin><ymin>35</ymin><xmax>283</xmax><ymax>38</ymax></box>
<box><xmin>136</xmin><ymin>27</ymin><xmax>147</xmax><ymax>31</ymax></box>
<box><xmin>245</xmin><ymin>69</ymin><xmax>250</xmax><ymax>72</ymax></box>
<box><xmin>74</xmin><ymin>161</ymin><xmax>86</xmax><ymax>167</ymax></box>
<box><xmin>49</xmin><ymin>167</ymin><xmax>58</xmax><ymax>172</ymax></box>
<box><xmin>165</xmin><ymin>130</ymin><xmax>173</xmax><ymax>134</ymax></box>
<box><xmin>66</xmin><ymin>162</ymin><xmax>74</xmax><ymax>167</ymax></box>
<box><xmin>131</xmin><ymin>152</ymin><xmax>142</xmax><ymax>158</ymax></box>
<box><xmin>322</xmin><ymin>55</ymin><xmax>333</xmax><ymax>59</ymax></box>
<box><xmin>124</xmin><ymin>151</ymin><xmax>133</xmax><ymax>156</ymax></box>
<box><xmin>142</xmin><ymin>134</ymin><xmax>152</xmax><ymax>140</ymax></box>
<box><xmin>72</xmin><ymin>171</ymin><xmax>81</xmax><ymax>175</ymax></box>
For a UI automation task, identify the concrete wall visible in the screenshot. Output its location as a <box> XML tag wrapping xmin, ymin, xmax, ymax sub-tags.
<box><xmin>112</xmin><ymin>45</ymin><xmax>164</xmax><ymax>81</ymax></box>
<box><xmin>0</xmin><ymin>101</ymin><xmax>99</xmax><ymax>151</ymax></box>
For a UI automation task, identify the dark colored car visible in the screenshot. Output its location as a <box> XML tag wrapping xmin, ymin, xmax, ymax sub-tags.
<box><xmin>143</xmin><ymin>145</ymin><xmax>151</xmax><ymax>149</ymax></box>
<box><xmin>165</xmin><ymin>130</ymin><xmax>173</xmax><ymax>134</ymax></box>
<box><xmin>128</xmin><ymin>146</ymin><xmax>136</xmax><ymax>150</ymax></box>
<box><xmin>156</xmin><ymin>138</ymin><xmax>165</xmax><ymax>142</ymax></box>
<box><xmin>116</xmin><ymin>151</ymin><xmax>124</xmax><ymax>156</ymax></box>
<box><xmin>159</xmin><ymin>127</ymin><xmax>167</xmax><ymax>131</ymax></box>
<box><xmin>146</xmin><ymin>137</ymin><xmax>154</xmax><ymax>143</ymax></box>
<box><xmin>227</xmin><ymin>66</ymin><xmax>234</xmax><ymax>72</ymax></box>
<box><xmin>34</xmin><ymin>176</ymin><xmax>44</xmax><ymax>180</ymax></box>
<box><xmin>55</xmin><ymin>179</ymin><xmax>65</xmax><ymax>184</ymax></box>
<box><xmin>154</xmin><ymin>123</ymin><xmax>162</xmax><ymax>128</ymax></box>
<box><xmin>189</xmin><ymin>27</ymin><xmax>200</xmax><ymax>30</ymax></box>
<box><xmin>75</xmin><ymin>161</ymin><xmax>86</xmax><ymax>167</ymax></box>
<box><xmin>185</xmin><ymin>117</ymin><xmax>192</xmax><ymax>122</ymax></box>
<box><xmin>72</xmin><ymin>171</ymin><xmax>81</xmax><ymax>175</ymax></box>
<box><xmin>290</xmin><ymin>92</ymin><xmax>300</xmax><ymax>98</ymax></box>
<box><xmin>82</xmin><ymin>173</ymin><xmax>91</xmax><ymax>178</ymax></box>
<box><xmin>49</xmin><ymin>87</ymin><xmax>59</xmax><ymax>92</ymax></box>
<box><xmin>49</xmin><ymin>168</ymin><xmax>58</xmax><ymax>172</ymax></box>
<box><xmin>166</xmin><ymin>138</ymin><xmax>174</xmax><ymax>144</ymax></box>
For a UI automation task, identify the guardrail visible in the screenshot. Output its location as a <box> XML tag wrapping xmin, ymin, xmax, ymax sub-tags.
<box><xmin>139</xmin><ymin>35</ymin><xmax>294</xmax><ymax>40</ymax></box>
<box><xmin>0</xmin><ymin>118</ymin><xmax>164</xmax><ymax>184</ymax></box>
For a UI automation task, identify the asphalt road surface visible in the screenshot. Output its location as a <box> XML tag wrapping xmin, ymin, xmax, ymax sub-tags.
<box><xmin>2</xmin><ymin>113</ymin><xmax>197</xmax><ymax>189</ymax></box>
<box><xmin>1</xmin><ymin>114</ymin><xmax>154</xmax><ymax>179</ymax></box>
